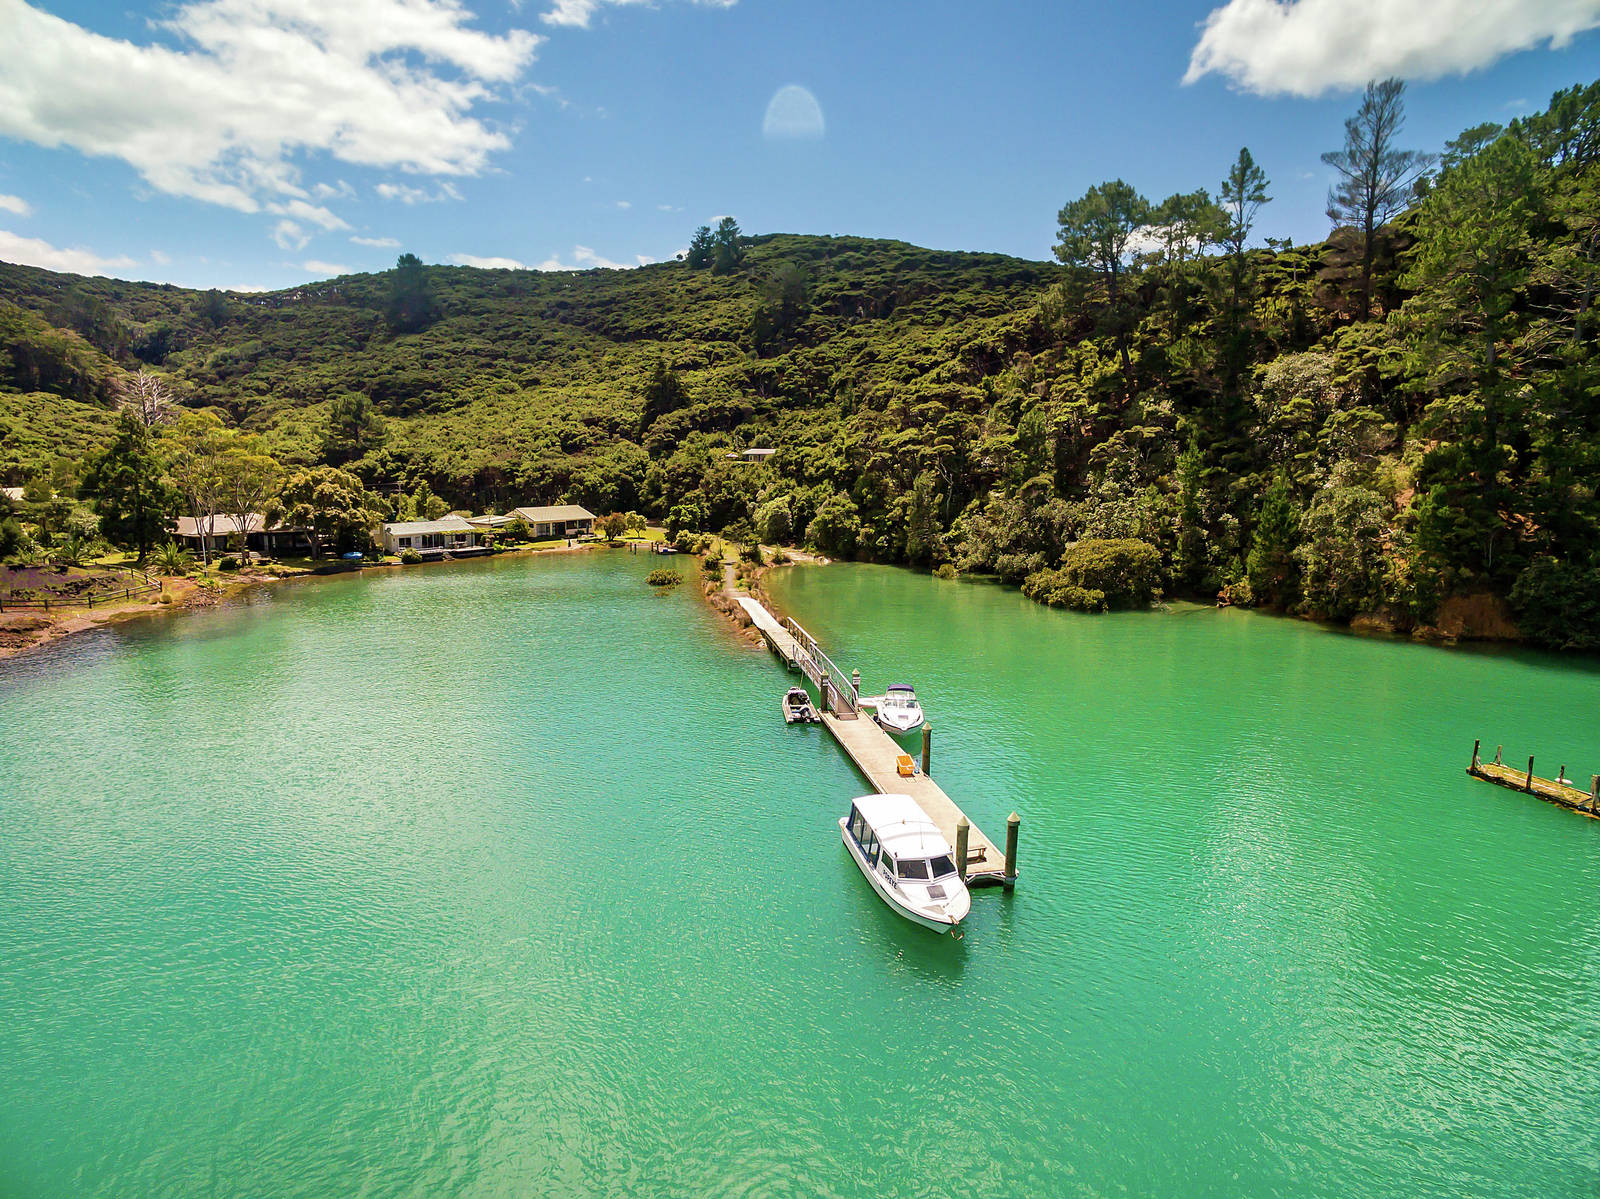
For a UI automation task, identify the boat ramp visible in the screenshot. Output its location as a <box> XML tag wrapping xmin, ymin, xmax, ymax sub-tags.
<box><xmin>740</xmin><ymin>594</ymin><xmax>1017</xmax><ymax>887</ymax></box>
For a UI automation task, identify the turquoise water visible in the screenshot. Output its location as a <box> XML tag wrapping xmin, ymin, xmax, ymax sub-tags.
<box><xmin>2</xmin><ymin>553</ymin><xmax>1597</xmax><ymax>1197</ymax></box>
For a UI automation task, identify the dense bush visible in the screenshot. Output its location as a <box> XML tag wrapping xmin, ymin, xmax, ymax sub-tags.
<box><xmin>399</xmin><ymin>548</ymin><xmax>422</xmax><ymax>564</ymax></box>
<box><xmin>1510</xmin><ymin>557</ymin><xmax>1600</xmax><ymax>650</ymax></box>
<box><xmin>1024</xmin><ymin>538</ymin><xmax>1161</xmax><ymax>611</ymax></box>
<box><xmin>645</xmin><ymin>568</ymin><xmax>682</xmax><ymax>587</ymax></box>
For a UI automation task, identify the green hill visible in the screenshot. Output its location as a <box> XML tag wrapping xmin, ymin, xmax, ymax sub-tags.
<box><xmin>4</xmin><ymin>80</ymin><xmax>1600</xmax><ymax>649</ymax></box>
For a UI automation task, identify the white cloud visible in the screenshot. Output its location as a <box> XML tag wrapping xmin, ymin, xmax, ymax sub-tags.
<box><xmin>0</xmin><ymin>0</ymin><xmax>541</xmax><ymax>220</ymax></box>
<box><xmin>272</xmin><ymin>219</ymin><xmax>310</xmax><ymax>250</ymax></box>
<box><xmin>376</xmin><ymin>180</ymin><xmax>463</xmax><ymax>204</ymax></box>
<box><xmin>351</xmin><ymin>234</ymin><xmax>401</xmax><ymax>247</ymax></box>
<box><xmin>657</xmin><ymin>203</ymin><xmax>682</xmax><ymax>212</ymax></box>
<box><xmin>449</xmin><ymin>252</ymin><xmax>528</xmax><ymax>268</ymax></box>
<box><xmin>615</xmin><ymin>199</ymin><xmax>631</xmax><ymax>209</ymax></box>
<box><xmin>150</xmin><ymin>249</ymin><xmax>172</xmax><ymax>264</ymax></box>
<box><xmin>541</xmin><ymin>0</ymin><xmax>736</xmax><ymax>30</ymax></box>
<box><xmin>313</xmin><ymin>179</ymin><xmax>355</xmax><ymax>200</ymax></box>
<box><xmin>1184</xmin><ymin>0</ymin><xmax>1600</xmax><ymax>97</ymax></box>
<box><xmin>763</xmin><ymin>84</ymin><xmax>824</xmax><ymax>140</ymax></box>
<box><xmin>536</xmin><ymin>243</ymin><xmax>631</xmax><ymax>270</ymax></box>
<box><xmin>0</xmin><ymin>194</ymin><xmax>31</xmax><ymax>216</ymax></box>
<box><xmin>301</xmin><ymin>259</ymin><xmax>349</xmax><ymax>275</ymax></box>
<box><xmin>0</xmin><ymin>229</ymin><xmax>137</xmax><ymax>275</ymax></box>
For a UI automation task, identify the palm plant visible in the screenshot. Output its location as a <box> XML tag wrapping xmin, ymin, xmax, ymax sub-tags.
<box><xmin>151</xmin><ymin>541</ymin><xmax>194</xmax><ymax>576</ymax></box>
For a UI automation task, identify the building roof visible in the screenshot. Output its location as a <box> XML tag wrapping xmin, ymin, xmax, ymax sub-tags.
<box><xmin>174</xmin><ymin>513</ymin><xmax>269</xmax><ymax>537</ymax></box>
<box><xmin>1</xmin><ymin>486</ymin><xmax>23</xmax><ymax>503</ymax></box>
<box><xmin>851</xmin><ymin>793</ymin><xmax>953</xmax><ymax>859</ymax></box>
<box><xmin>466</xmin><ymin>513</ymin><xmax>517</xmax><ymax>527</ymax></box>
<box><xmin>383</xmin><ymin>516</ymin><xmax>476</xmax><ymax>536</ymax></box>
<box><xmin>512</xmin><ymin>505</ymin><xmax>595</xmax><ymax>522</ymax></box>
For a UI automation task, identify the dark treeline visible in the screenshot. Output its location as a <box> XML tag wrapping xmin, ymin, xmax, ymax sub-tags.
<box><xmin>3</xmin><ymin>79</ymin><xmax>1599</xmax><ymax>646</ymax></box>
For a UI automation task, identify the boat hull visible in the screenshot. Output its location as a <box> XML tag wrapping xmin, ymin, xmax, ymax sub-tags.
<box><xmin>839</xmin><ymin>817</ymin><xmax>963</xmax><ymax>933</ymax></box>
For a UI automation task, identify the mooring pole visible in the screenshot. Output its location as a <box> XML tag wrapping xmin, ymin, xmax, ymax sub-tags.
<box><xmin>921</xmin><ymin>724</ymin><xmax>931</xmax><ymax>777</ymax></box>
<box><xmin>955</xmin><ymin>818</ymin><xmax>970</xmax><ymax>883</ymax></box>
<box><xmin>1495</xmin><ymin>745</ymin><xmax>1503</xmax><ymax>765</ymax></box>
<box><xmin>1525</xmin><ymin>756</ymin><xmax>1536</xmax><ymax>792</ymax></box>
<box><xmin>1470</xmin><ymin>739</ymin><xmax>1481</xmax><ymax>772</ymax></box>
<box><xmin>1004</xmin><ymin>812</ymin><xmax>1020</xmax><ymax>887</ymax></box>
<box><xmin>1591</xmin><ymin>776</ymin><xmax>1599</xmax><ymax>813</ymax></box>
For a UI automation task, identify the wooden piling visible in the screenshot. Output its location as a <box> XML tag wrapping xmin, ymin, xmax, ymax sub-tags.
<box><xmin>921</xmin><ymin>724</ymin><xmax>931</xmax><ymax>777</ymax></box>
<box><xmin>1004</xmin><ymin>812</ymin><xmax>1020</xmax><ymax>886</ymax></box>
<box><xmin>1470</xmin><ymin>739</ymin><xmax>1480</xmax><ymax>770</ymax></box>
<box><xmin>1591</xmin><ymin>776</ymin><xmax>1599</xmax><ymax>813</ymax></box>
<box><xmin>1495</xmin><ymin>745</ymin><xmax>1502</xmax><ymax>765</ymax></box>
<box><xmin>1525</xmin><ymin>756</ymin><xmax>1536</xmax><ymax>792</ymax></box>
<box><xmin>955</xmin><ymin>818</ymin><xmax>970</xmax><ymax>883</ymax></box>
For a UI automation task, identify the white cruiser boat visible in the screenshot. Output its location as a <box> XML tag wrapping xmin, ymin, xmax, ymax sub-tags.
<box><xmin>840</xmin><ymin>793</ymin><xmax>970</xmax><ymax>934</ymax></box>
<box><xmin>867</xmin><ymin>684</ymin><xmax>924</xmax><ymax>734</ymax></box>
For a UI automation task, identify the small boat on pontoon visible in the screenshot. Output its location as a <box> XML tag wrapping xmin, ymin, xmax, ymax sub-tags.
<box><xmin>782</xmin><ymin>686</ymin><xmax>820</xmax><ymax>724</ymax></box>
<box><xmin>840</xmin><ymin>793</ymin><xmax>969</xmax><ymax>934</ymax></box>
<box><xmin>866</xmin><ymin>684</ymin><xmax>924</xmax><ymax>734</ymax></box>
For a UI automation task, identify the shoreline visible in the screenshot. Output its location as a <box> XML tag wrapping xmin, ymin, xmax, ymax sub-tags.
<box><xmin>0</xmin><ymin>539</ymin><xmax>601</xmax><ymax>662</ymax></box>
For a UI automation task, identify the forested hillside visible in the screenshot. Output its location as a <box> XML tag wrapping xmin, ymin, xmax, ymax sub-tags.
<box><xmin>3</xmin><ymin>79</ymin><xmax>1599</xmax><ymax>647</ymax></box>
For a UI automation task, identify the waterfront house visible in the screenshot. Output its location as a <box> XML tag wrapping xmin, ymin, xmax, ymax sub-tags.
<box><xmin>380</xmin><ymin>516</ymin><xmax>487</xmax><ymax>557</ymax></box>
<box><xmin>174</xmin><ymin>514</ymin><xmax>314</xmax><ymax>557</ymax></box>
<box><xmin>509</xmin><ymin>504</ymin><xmax>595</xmax><ymax>538</ymax></box>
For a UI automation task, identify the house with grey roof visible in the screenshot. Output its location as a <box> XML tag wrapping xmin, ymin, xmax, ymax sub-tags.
<box><xmin>379</xmin><ymin>516</ymin><xmax>487</xmax><ymax>558</ymax></box>
<box><xmin>509</xmin><ymin>504</ymin><xmax>596</xmax><ymax>538</ymax></box>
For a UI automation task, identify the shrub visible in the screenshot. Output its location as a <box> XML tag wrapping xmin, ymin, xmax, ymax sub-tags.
<box><xmin>501</xmin><ymin>517</ymin><xmax>531</xmax><ymax>544</ymax></box>
<box><xmin>1022</xmin><ymin>538</ymin><xmax>1161</xmax><ymax>612</ymax></box>
<box><xmin>219</xmin><ymin>555</ymin><xmax>240</xmax><ymax>571</ymax></box>
<box><xmin>400</xmin><ymin>548</ymin><xmax>423</xmax><ymax>564</ymax></box>
<box><xmin>1510</xmin><ymin>557</ymin><xmax>1600</xmax><ymax>650</ymax></box>
<box><xmin>933</xmin><ymin>563</ymin><xmax>958</xmax><ymax>580</ymax></box>
<box><xmin>157</xmin><ymin>591</ymin><xmax>174</xmax><ymax>605</ymax></box>
<box><xmin>151</xmin><ymin>541</ymin><xmax>193</xmax><ymax>576</ymax></box>
<box><xmin>645</xmin><ymin>568</ymin><xmax>682</xmax><ymax>587</ymax></box>
<box><xmin>743</xmin><ymin>541</ymin><xmax>764</xmax><ymax>566</ymax></box>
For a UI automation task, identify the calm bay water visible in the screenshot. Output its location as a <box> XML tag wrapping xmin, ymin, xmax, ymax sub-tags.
<box><xmin>1</xmin><ymin>553</ymin><xmax>1597</xmax><ymax>1197</ymax></box>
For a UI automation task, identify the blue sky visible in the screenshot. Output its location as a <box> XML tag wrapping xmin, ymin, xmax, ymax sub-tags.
<box><xmin>1</xmin><ymin>0</ymin><xmax>1598</xmax><ymax>290</ymax></box>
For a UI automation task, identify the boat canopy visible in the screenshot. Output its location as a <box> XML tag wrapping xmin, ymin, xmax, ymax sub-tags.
<box><xmin>851</xmin><ymin>793</ymin><xmax>952</xmax><ymax>859</ymax></box>
<box><xmin>887</xmin><ymin>684</ymin><xmax>915</xmax><ymax>693</ymax></box>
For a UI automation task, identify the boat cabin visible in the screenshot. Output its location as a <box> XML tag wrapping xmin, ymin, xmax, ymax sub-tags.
<box><xmin>844</xmin><ymin>794</ymin><xmax>958</xmax><ymax>883</ymax></box>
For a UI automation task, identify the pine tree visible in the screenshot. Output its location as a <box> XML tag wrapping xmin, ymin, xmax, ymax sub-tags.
<box><xmin>81</xmin><ymin>412</ymin><xmax>177</xmax><ymax>557</ymax></box>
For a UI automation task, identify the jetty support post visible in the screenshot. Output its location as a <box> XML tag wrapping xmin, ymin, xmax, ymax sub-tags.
<box><xmin>1004</xmin><ymin>812</ymin><xmax>1020</xmax><ymax>888</ymax></box>
<box><xmin>1525</xmin><ymin>756</ymin><xmax>1536</xmax><ymax>792</ymax></box>
<box><xmin>922</xmin><ymin>725</ymin><xmax>931</xmax><ymax>777</ymax></box>
<box><xmin>955</xmin><ymin>818</ymin><xmax>969</xmax><ymax>883</ymax></box>
<box><xmin>1495</xmin><ymin>745</ymin><xmax>1503</xmax><ymax>765</ymax></box>
<box><xmin>1470</xmin><ymin>739</ymin><xmax>1480</xmax><ymax>772</ymax></box>
<box><xmin>851</xmin><ymin>669</ymin><xmax>861</xmax><ymax>706</ymax></box>
<box><xmin>1591</xmin><ymin>776</ymin><xmax>1599</xmax><ymax>813</ymax></box>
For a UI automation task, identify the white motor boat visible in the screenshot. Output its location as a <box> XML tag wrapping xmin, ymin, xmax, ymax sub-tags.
<box><xmin>870</xmin><ymin>684</ymin><xmax>924</xmax><ymax>734</ymax></box>
<box><xmin>840</xmin><ymin>793</ymin><xmax>970</xmax><ymax>934</ymax></box>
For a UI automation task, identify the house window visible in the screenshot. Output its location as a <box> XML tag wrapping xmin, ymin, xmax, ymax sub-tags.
<box><xmin>398</xmin><ymin>537</ymin><xmax>412</xmax><ymax>547</ymax></box>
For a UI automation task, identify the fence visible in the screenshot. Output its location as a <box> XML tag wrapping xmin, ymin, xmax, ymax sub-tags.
<box><xmin>0</xmin><ymin>574</ymin><xmax>163</xmax><ymax>612</ymax></box>
<box><xmin>785</xmin><ymin>616</ymin><xmax>858</xmax><ymax>716</ymax></box>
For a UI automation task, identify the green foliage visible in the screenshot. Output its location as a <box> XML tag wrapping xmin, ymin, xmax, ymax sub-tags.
<box><xmin>1510</xmin><ymin>557</ymin><xmax>1600</xmax><ymax>650</ymax></box>
<box><xmin>80</xmin><ymin>412</ymin><xmax>178</xmax><ymax>555</ymax></box>
<box><xmin>686</xmin><ymin>226</ymin><xmax>715</xmax><ymax>270</ymax></box>
<box><xmin>805</xmin><ymin>493</ymin><xmax>860</xmax><ymax>557</ymax></box>
<box><xmin>384</xmin><ymin>253</ymin><xmax>440</xmax><ymax>334</ymax></box>
<box><xmin>400</xmin><ymin>547</ymin><xmax>423</xmax><ymax>564</ymax></box>
<box><xmin>151</xmin><ymin>541</ymin><xmax>193</xmax><ymax>575</ymax></box>
<box><xmin>1022</xmin><ymin>537</ymin><xmax>1161</xmax><ymax>611</ymax></box>
<box><xmin>711</xmin><ymin>218</ymin><xmax>744</xmax><ymax>275</ymax></box>
<box><xmin>321</xmin><ymin>392</ymin><xmax>387</xmax><ymax>465</ymax></box>
<box><xmin>1296</xmin><ymin>485</ymin><xmax>1394</xmax><ymax>619</ymax></box>
<box><xmin>596</xmin><ymin>512</ymin><xmax>629</xmax><ymax>540</ymax></box>
<box><xmin>1247</xmin><ymin>474</ymin><xmax>1301</xmax><ymax>608</ymax></box>
<box><xmin>278</xmin><ymin>465</ymin><xmax>379</xmax><ymax>558</ymax></box>
<box><xmin>645</xmin><ymin>567</ymin><xmax>682</xmax><ymax>587</ymax></box>
<box><xmin>0</xmin><ymin>517</ymin><xmax>22</xmax><ymax>561</ymax></box>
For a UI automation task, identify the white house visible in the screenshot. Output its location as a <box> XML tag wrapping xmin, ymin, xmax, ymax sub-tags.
<box><xmin>510</xmin><ymin>504</ymin><xmax>596</xmax><ymax>538</ymax></box>
<box><xmin>173</xmin><ymin>513</ymin><xmax>313</xmax><ymax>557</ymax></box>
<box><xmin>380</xmin><ymin>516</ymin><xmax>486</xmax><ymax>557</ymax></box>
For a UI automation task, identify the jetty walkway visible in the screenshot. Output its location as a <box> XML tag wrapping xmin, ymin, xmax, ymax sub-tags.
<box><xmin>740</xmin><ymin>593</ymin><xmax>1015</xmax><ymax>886</ymax></box>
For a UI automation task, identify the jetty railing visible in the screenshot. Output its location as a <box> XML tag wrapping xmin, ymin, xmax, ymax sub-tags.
<box><xmin>785</xmin><ymin>616</ymin><xmax>857</xmax><ymax>716</ymax></box>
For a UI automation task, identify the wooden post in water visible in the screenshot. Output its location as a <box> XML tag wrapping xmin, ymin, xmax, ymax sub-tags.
<box><xmin>1525</xmin><ymin>756</ymin><xmax>1536</xmax><ymax>792</ymax></box>
<box><xmin>1470</xmin><ymin>739</ymin><xmax>1480</xmax><ymax>771</ymax></box>
<box><xmin>1495</xmin><ymin>745</ymin><xmax>1503</xmax><ymax>765</ymax></box>
<box><xmin>1590</xmin><ymin>776</ymin><xmax>1599</xmax><ymax>813</ymax></box>
<box><xmin>1004</xmin><ymin>812</ymin><xmax>1020</xmax><ymax>887</ymax></box>
<box><xmin>921</xmin><ymin>725</ymin><xmax>931</xmax><ymax>777</ymax></box>
<box><xmin>955</xmin><ymin>818</ymin><xmax>969</xmax><ymax>883</ymax></box>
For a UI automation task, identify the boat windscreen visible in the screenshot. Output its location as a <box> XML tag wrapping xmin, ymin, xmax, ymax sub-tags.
<box><xmin>898</xmin><ymin>858</ymin><xmax>931</xmax><ymax>880</ymax></box>
<box><xmin>929</xmin><ymin>854</ymin><xmax>956</xmax><ymax>878</ymax></box>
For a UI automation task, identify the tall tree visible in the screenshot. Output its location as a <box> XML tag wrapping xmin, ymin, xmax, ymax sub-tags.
<box><xmin>711</xmin><ymin>217</ymin><xmax>744</xmax><ymax>275</ymax></box>
<box><xmin>1322</xmin><ymin>78</ymin><xmax>1434</xmax><ymax>319</ymax></box>
<box><xmin>321</xmin><ymin>392</ymin><xmax>387</xmax><ymax>465</ymax></box>
<box><xmin>117</xmin><ymin>369</ymin><xmax>178</xmax><ymax>429</ymax></box>
<box><xmin>277</xmin><ymin>466</ymin><xmax>378</xmax><ymax>559</ymax></box>
<box><xmin>1054</xmin><ymin>180</ymin><xmax>1151</xmax><ymax>387</ymax></box>
<box><xmin>81</xmin><ymin>412</ymin><xmax>177</xmax><ymax>557</ymax></box>
<box><xmin>167</xmin><ymin>411</ymin><xmax>233</xmax><ymax>565</ymax></box>
<box><xmin>686</xmin><ymin>225</ymin><xmax>714</xmax><ymax>269</ymax></box>
<box><xmin>217</xmin><ymin>439</ymin><xmax>285</xmax><ymax>560</ymax></box>
<box><xmin>1219</xmin><ymin>147</ymin><xmax>1271</xmax><ymax>318</ymax></box>
<box><xmin>1148</xmin><ymin>189</ymin><xmax>1225</xmax><ymax>338</ymax></box>
<box><xmin>385</xmin><ymin>253</ymin><xmax>440</xmax><ymax>333</ymax></box>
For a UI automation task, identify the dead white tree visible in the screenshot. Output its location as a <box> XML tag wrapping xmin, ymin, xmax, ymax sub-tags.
<box><xmin>117</xmin><ymin>369</ymin><xmax>177</xmax><ymax>429</ymax></box>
